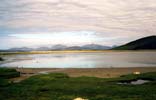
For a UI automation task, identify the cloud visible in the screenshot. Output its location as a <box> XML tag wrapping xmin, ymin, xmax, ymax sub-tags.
<box><xmin>0</xmin><ymin>0</ymin><xmax>156</xmax><ymax>48</ymax></box>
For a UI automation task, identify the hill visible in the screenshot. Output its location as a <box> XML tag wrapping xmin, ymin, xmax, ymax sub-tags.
<box><xmin>113</xmin><ymin>36</ymin><xmax>156</xmax><ymax>50</ymax></box>
<box><xmin>82</xmin><ymin>44</ymin><xmax>111</xmax><ymax>50</ymax></box>
<box><xmin>4</xmin><ymin>44</ymin><xmax>111</xmax><ymax>52</ymax></box>
<box><xmin>8</xmin><ymin>47</ymin><xmax>34</xmax><ymax>52</ymax></box>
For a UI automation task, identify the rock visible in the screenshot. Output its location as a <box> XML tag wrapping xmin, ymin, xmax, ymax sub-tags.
<box><xmin>133</xmin><ymin>71</ymin><xmax>141</xmax><ymax>75</ymax></box>
<box><xmin>73</xmin><ymin>97</ymin><xmax>88</xmax><ymax>100</ymax></box>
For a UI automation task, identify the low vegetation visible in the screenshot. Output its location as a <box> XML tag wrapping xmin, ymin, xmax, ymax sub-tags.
<box><xmin>113</xmin><ymin>36</ymin><xmax>156</xmax><ymax>50</ymax></box>
<box><xmin>0</xmin><ymin>68</ymin><xmax>20</xmax><ymax>79</ymax></box>
<box><xmin>0</xmin><ymin>68</ymin><xmax>156</xmax><ymax>100</ymax></box>
<box><xmin>0</xmin><ymin>68</ymin><xmax>20</xmax><ymax>86</ymax></box>
<box><xmin>0</xmin><ymin>50</ymin><xmax>110</xmax><ymax>55</ymax></box>
<box><xmin>0</xmin><ymin>57</ymin><xmax>4</xmax><ymax>61</ymax></box>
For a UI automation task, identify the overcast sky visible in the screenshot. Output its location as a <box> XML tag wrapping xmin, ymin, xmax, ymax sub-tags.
<box><xmin>0</xmin><ymin>0</ymin><xmax>156</xmax><ymax>49</ymax></box>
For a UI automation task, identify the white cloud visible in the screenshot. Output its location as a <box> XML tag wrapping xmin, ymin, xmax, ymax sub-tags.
<box><xmin>0</xmin><ymin>0</ymin><xmax>156</xmax><ymax>48</ymax></box>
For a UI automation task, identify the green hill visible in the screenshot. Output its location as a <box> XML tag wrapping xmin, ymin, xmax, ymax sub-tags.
<box><xmin>113</xmin><ymin>35</ymin><xmax>156</xmax><ymax>50</ymax></box>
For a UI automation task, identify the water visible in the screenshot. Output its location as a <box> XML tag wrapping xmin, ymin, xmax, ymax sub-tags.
<box><xmin>118</xmin><ymin>79</ymin><xmax>151</xmax><ymax>85</ymax></box>
<box><xmin>0</xmin><ymin>51</ymin><xmax>156</xmax><ymax>68</ymax></box>
<box><xmin>131</xmin><ymin>79</ymin><xmax>150</xmax><ymax>85</ymax></box>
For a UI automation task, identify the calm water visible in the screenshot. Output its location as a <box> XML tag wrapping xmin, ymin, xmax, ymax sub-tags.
<box><xmin>0</xmin><ymin>51</ymin><xmax>156</xmax><ymax>68</ymax></box>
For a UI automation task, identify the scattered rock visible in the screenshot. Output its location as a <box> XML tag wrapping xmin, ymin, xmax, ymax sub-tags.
<box><xmin>133</xmin><ymin>71</ymin><xmax>141</xmax><ymax>75</ymax></box>
<box><xmin>74</xmin><ymin>97</ymin><xmax>88</xmax><ymax>100</ymax></box>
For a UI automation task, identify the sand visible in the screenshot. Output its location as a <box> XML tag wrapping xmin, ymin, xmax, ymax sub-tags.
<box><xmin>10</xmin><ymin>67</ymin><xmax>156</xmax><ymax>82</ymax></box>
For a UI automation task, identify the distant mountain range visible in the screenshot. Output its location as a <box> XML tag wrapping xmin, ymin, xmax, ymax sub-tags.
<box><xmin>8</xmin><ymin>47</ymin><xmax>34</xmax><ymax>52</ymax></box>
<box><xmin>65</xmin><ymin>44</ymin><xmax>111</xmax><ymax>50</ymax></box>
<box><xmin>1</xmin><ymin>35</ymin><xmax>156</xmax><ymax>52</ymax></box>
<box><xmin>4</xmin><ymin>44</ymin><xmax>112</xmax><ymax>52</ymax></box>
<box><xmin>113</xmin><ymin>35</ymin><xmax>156</xmax><ymax>50</ymax></box>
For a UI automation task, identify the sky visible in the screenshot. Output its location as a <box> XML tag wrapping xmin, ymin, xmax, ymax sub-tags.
<box><xmin>0</xmin><ymin>0</ymin><xmax>156</xmax><ymax>49</ymax></box>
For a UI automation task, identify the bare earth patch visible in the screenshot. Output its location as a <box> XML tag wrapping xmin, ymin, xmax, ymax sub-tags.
<box><xmin>10</xmin><ymin>67</ymin><xmax>156</xmax><ymax>82</ymax></box>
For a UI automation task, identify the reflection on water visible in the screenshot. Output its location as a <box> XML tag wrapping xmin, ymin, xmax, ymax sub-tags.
<box><xmin>0</xmin><ymin>51</ymin><xmax>156</xmax><ymax>68</ymax></box>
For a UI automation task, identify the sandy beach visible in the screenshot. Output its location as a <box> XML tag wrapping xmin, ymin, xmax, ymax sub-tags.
<box><xmin>11</xmin><ymin>67</ymin><xmax>156</xmax><ymax>82</ymax></box>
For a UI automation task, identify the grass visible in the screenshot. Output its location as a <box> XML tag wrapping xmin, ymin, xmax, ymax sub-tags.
<box><xmin>1</xmin><ymin>50</ymin><xmax>156</xmax><ymax>55</ymax></box>
<box><xmin>0</xmin><ymin>68</ymin><xmax>20</xmax><ymax>86</ymax></box>
<box><xmin>0</xmin><ymin>68</ymin><xmax>20</xmax><ymax>79</ymax></box>
<box><xmin>0</xmin><ymin>68</ymin><xmax>156</xmax><ymax>100</ymax></box>
<box><xmin>0</xmin><ymin>50</ymin><xmax>107</xmax><ymax>55</ymax></box>
<box><xmin>0</xmin><ymin>57</ymin><xmax>4</xmax><ymax>61</ymax></box>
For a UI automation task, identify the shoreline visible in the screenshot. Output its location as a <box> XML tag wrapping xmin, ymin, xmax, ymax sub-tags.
<box><xmin>11</xmin><ymin>67</ymin><xmax>156</xmax><ymax>82</ymax></box>
<box><xmin>1</xmin><ymin>50</ymin><xmax>156</xmax><ymax>55</ymax></box>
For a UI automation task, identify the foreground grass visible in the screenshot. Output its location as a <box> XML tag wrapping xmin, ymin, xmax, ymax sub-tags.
<box><xmin>0</xmin><ymin>68</ymin><xmax>20</xmax><ymax>86</ymax></box>
<box><xmin>0</xmin><ymin>68</ymin><xmax>156</xmax><ymax>100</ymax></box>
<box><xmin>0</xmin><ymin>68</ymin><xmax>20</xmax><ymax>79</ymax></box>
<box><xmin>0</xmin><ymin>57</ymin><xmax>4</xmax><ymax>61</ymax></box>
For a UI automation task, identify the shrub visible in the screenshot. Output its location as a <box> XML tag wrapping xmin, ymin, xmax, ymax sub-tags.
<box><xmin>0</xmin><ymin>68</ymin><xmax>20</xmax><ymax>79</ymax></box>
<box><xmin>0</xmin><ymin>57</ymin><xmax>4</xmax><ymax>61</ymax></box>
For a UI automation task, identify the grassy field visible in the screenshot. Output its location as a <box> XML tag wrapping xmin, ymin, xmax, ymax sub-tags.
<box><xmin>0</xmin><ymin>50</ymin><xmax>107</xmax><ymax>55</ymax></box>
<box><xmin>0</xmin><ymin>68</ymin><xmax>20</xmax><ymax>86</ymax></box>
<box><xmin>0</xmin><ymin>68</ymin><xmax>156</xmax><ymax>100</ymax></box>
<box><xmin>1</xmin><ymin>50</ymin><xmax>156</xmax><ymax>55</ymax></box>
<box><xmin>0</xmin><ymin>57</ymin><xmax>4</xmax><ymax>61</ymax></box>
